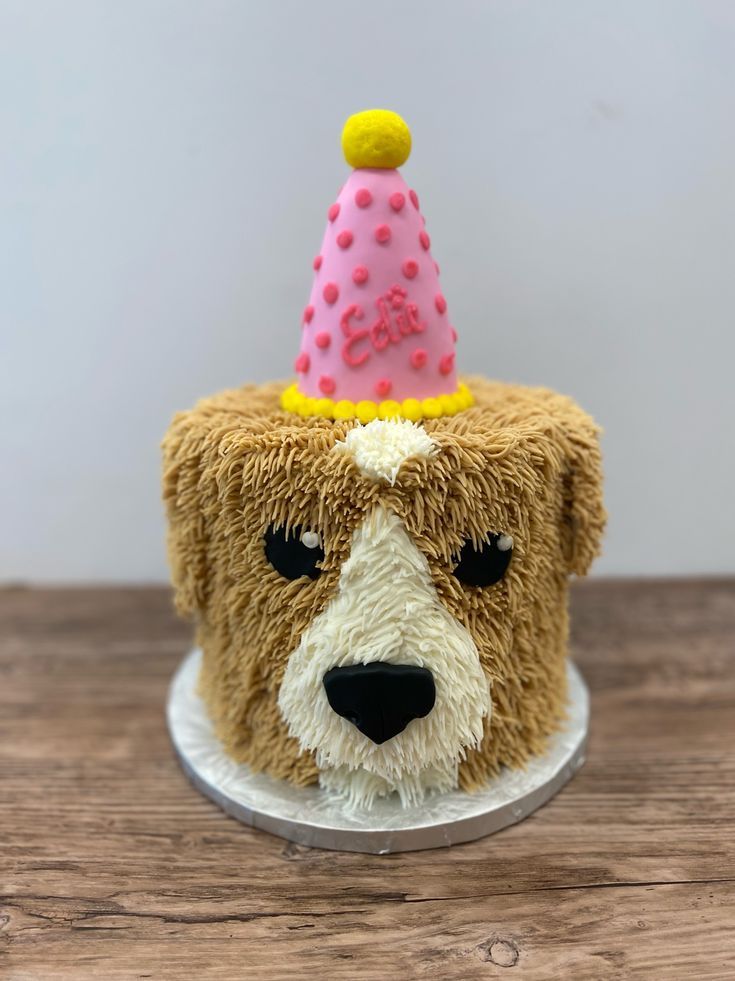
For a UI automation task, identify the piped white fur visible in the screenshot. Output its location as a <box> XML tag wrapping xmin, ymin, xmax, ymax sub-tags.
<box><xmin>333</xmin><ymin>418</ymin><xmax>438</xmax><ymax>484</ymax></box>
<box><xmin>278</xmin><ymin>506</ymin><xmax>491</xmax><ymax>809</ymax></box>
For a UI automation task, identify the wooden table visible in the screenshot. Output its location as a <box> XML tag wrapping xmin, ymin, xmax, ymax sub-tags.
<box><xmin>1</xmin><ymin>581</ymin><xmax>734</xmax><ymax>980</ymax></box>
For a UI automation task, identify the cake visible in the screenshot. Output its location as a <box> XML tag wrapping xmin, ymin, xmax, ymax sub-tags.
<box><xmin>162</xmin><ymin>110</ymin><xmax>605</xmax><ymax>809</ymax></box>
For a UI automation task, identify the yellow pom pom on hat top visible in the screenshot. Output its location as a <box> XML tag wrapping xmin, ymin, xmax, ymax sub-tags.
<box><xmin>342</xmin><ymin>109</ymin><xmax>412</xmax><ymax>169</ymax></box>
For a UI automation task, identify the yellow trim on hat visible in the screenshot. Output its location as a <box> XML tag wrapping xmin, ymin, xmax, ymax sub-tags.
<box><xmin>280</xmin><ymin>382</ymin><xmax>474</xmax><ymax>422</ymax></box>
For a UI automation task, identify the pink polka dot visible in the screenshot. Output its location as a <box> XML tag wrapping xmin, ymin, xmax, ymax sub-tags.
<box><xmin>451</xmin><ymin>325</ymin><xmax>458</xmax><ymax>342</ymax></box>
<box><xmin>402</xmin><ymin>259</ymin><xmax>419</xmax><ymax>279</ymax></box>
<box><xmin>409</xmin><ymin>189</ymin><xmax>420</xmax><ymax>210</ymax></box>
<box><xmin>323</xmin><ymin>282</ymin><xmax>339</xmax><ymax>304</ymax></box>
<box><xmin>419</xmin><ymin>230</ymin><xmax>431</xmax><ymax>251</ymax></box>
<box><xmin>319</xmin><ymin>375</ymin><xmax>336</xmax><ymax>396</ymax></box>
<box><xmin>389</xmin><ymin>192</ymin><xmax>405</xmax><ymax>212</ymax></box>
<box><xmin>375</xmin><ymin>224</ymin><xmax>391</xmax><ymax>244</ymax></box>
<box><xmin>303</xmin><ymin>305</ymin><xmax>314</xmax><ymax>324</ymax></box>
<box><xmin>315</xmin><ymin>331</ymin><xmax>331</xmax><ymax>349</ymax></box>
<box><xmin>375</xmin><ymin>378</ymin><xmax>392</xmax><ymax>398</ymax></box>
<box><xmin>439</xmin><ymin>352</ymin><xmax>455</xmax><ymax>375</ymax></box>
<box><xmin>352</xmin><ymin>265</ymin><xmax>369</xmax><ymax>285</ymax></box>
<box><xmin>294</xmin><ymin>352</ymin><xmax>310</xmax><ymax>373</ymax></box>
<box><xmin>355</xmin><ymin>188</ymin><xmax>372</xmax><ymax>208</ymax></box>
<box><xmin>435</xmin><ymin>293</ymin><xmax>447</xmax><ymax>314</ymax></box>
<box><xmin>313</xmin><ymin>255</ymin><xmax>323</xmax><ymax>271</ymax></box>
<box><xmin>410</xmin><ymin>348</ymin><xmax>428</xmax><ymax>369</ymax></box>
<box><xmin>336</xmin><ymin>230</ymin><xmax>354</xmax><ymax>249</ymax></box>
<box><xmin>328</xmin><ymin>203</ymin><xmax>340</xmax><ymax>222</ymax></box>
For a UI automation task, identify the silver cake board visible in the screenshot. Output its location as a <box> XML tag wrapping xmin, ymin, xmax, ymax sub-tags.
<box><xmin>167</xmin><ymin>649</ymin><xmax>588</xmax><ymax>854</ymax></box>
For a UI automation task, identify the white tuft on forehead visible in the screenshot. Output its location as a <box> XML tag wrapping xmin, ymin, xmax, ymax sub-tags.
<box><xmin>333</xmin><ymin>418</ymin><xmax>438</xmax><ymax>484</ymax></box>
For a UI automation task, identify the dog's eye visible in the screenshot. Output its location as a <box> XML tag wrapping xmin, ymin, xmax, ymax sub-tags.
<box><xmin>452</xmin><ymin>533</ymin><xmax>513</xmax><ymax>587</ymax></box>
<box><xmin>264</xmin><ymin>525</ymin><xmax>324</xmax><ymax>581</ymax></box>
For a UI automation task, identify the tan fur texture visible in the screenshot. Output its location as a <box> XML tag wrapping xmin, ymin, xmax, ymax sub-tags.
<box><xmin>162</xmin><ymin>376</ymin><xmax>605</xmax><ymax>791</ymax></box>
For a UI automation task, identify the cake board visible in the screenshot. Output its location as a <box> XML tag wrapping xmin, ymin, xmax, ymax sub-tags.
<box><xmin>167</xmin><ymin>649</ymin><xmax>589</xmax><ymax>854</ymax></box>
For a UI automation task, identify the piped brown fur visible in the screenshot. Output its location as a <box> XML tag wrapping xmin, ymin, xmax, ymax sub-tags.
<box><xmin>162</xmin><ymin>377</ymin><xmax>605</xmax><ymax>791</ymax></box>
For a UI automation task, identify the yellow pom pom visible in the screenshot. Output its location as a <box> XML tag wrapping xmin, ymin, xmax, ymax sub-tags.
<box><xmin>356</xmin><ymin>400</ymin><xmax>378</xmax><ymax>424</ymax></box>
<box><xmin>457</xmin><ymin>383</ymin><xmax>474</xmax><ymax>409</ymax></box>
<box><xmin>421</xmin><ymin>397</ymin><xmax>442</xmax><ymax>419</ymax></box>
<box><xmin>333</xmin><ymin>399</ymin><xmax>356</xmax><ymax>420</ymax></box>
<box><xmin>342</xmin><ymin>110</ymin><xmax>411</xmax><ymax>169</ymax></box>
<box><xmin>401</xmin><ymin>398</ymin><xmax>422</xmax><ymax>422</ymax></box>
<box><xmin>315</xmin><ymin>398</ymin><xmax>334</xmax><ymax>418</ymax></box>
<box><xmin>378</xmin><ymin>399</ymin><xmax>402</xmax><ymax>419</ymax></box>
<box><xmin>439</xmin><ymin>394</ymin><xmax>459</xmax><ymax>416</ymax></box>
<box><xmin>281</xmin><ymin>384</ymin><xmax>298</xmax><ymax>412</ymax></box>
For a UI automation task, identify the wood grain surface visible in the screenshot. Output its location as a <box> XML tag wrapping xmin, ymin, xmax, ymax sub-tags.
<box><xmin>1</xmin><ymin>580</ymin><xmax>734</xmax><ymax>980</ymax></box>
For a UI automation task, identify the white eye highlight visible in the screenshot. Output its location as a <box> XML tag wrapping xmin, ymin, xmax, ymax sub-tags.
<box><xmin>496</xmin><ymin>534</ymin><xmax>514</xmax><ymax>552</ymax></box>
<box><xmin>301</xmin><ymin>531</ymin><xmax>321</xmax><ymax>550</ymax></box>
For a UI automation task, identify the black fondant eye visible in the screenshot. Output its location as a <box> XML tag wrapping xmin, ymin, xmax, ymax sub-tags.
<box><xmin>264</xmin><ymin>525</ymin><xmax>324</xmax><ymax>581</ymax></box>
<box><xmin>452</xmin><ymin>533</ymin><xmax>513</xmax><ymax>587</ymax></box>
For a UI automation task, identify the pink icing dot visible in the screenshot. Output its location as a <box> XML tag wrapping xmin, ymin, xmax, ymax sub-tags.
<box><xmin>439</xmin><ymin>352</ymin><xmax>455</xmax><ymax>375</ymax></box>
<box><xmin>352</xmin><ymin>265</ymin><xmax>369</xmax><ymax>285</ymax></box>
<box><xmin>313</xmin><ymin>255</ymin><xmax>323</xmax><ymax>270</ymax></box>
<box><xmin>419</xmin><ymin>230</ymin><xmax>431</xmax><ymax>251</ymax></box>
<box><xmin>402</xmin><ymin>259</ymin><xmax>419</xmax><ymax>279</ymax></box>
<box><xmin>319</xmin><ymin>375</ymin><xmax>336</xmax><ymax>396</ymax></box>
<box><xmin>336</xmin><ymin>230</ymin><xmax>354</xmax><ymax>249</ymax></box>
<box><xmin>315</xmin><ymin>331</ymin><xmax>331</xmax><ymax>349</ymax></box>
<box><xmin>410</xmin><ymin>349</ymin><xmax>428</xmax><ymax>369</ymax></box>
<box><xmin>435</xmin><ymin>293</ymin><xmax>447</xmax><ymax>314</ymax></box>
<box><xmin>375</xmin><ymin>224</ymin><xmax>391</xmax><ymax>244</ymax></box>
<box><xmin>409</xmin><ymin>189</ymin><xmax>420</xmax><ymax>210</ymax></box>
<box><xmin>303</xmin><ymin>305</ymin><xmax>314</xmax><ymax>324</ymax></box>
<box><xmin>323</xmin><ymin>282</ymin><xmax>339</xmax><ymax>304</ymax></box>
<box><xmin>294</xmin><ymin>352</ymin><xmax>310</xmax><ymax>373</ymax></box>
<box><xmin>328</xmin><ymin>203</ymin><xmax>340</xmax><ymax>222</ymax></box>
<box><xmin>451</xmin><ymin>325</ymin><xmax>458</xmax><ymax>342</ymax></box>
<box><xmin>375</xmin><ymin>378</ymin><xmax>392</xmax><ymax>398</ymax></box>
<box><xmin>389</xmin><ymin>192</ymin><xmax>406</xmax><ymax>212</ymax></box>
<box><xmin>355</xmin><ymin>188</ymin><xmax>372</xmax><ymax>208</ymax></box>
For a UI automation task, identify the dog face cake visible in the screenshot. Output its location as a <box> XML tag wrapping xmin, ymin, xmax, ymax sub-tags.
<box><xmin>162</xmin><ymin>111</ymin><xmax>605</xmax><ymax>809</ymax></box>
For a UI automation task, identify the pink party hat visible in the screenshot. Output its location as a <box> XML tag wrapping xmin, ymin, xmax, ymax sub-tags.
<box><xmin>281</xmin><ymin>109</ymin><xmax>472</xmax><ymax>422</ymax></box>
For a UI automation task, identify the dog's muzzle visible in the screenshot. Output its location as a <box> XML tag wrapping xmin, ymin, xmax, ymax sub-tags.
<box><xmin>323</xmin><ymin>662</ymin><xmax>436</xmax><ymax>745</ymax></box>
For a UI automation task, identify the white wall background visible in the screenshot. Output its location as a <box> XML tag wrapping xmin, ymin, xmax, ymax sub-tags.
<box><xmin>1</xmin><ymin>0</ymin><xmax>734</xmax><ymax>582</ymax></box>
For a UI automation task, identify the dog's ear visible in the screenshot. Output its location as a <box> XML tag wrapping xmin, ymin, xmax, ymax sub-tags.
<box><xmin>559</xmin><ymin>415</ymin><xmax>606</xmax><ymax>576</ymax></box>
<box><xmin>162</xmin><ymin>411</ymin><xmax>211</xmax><ymax>618</ymax></box>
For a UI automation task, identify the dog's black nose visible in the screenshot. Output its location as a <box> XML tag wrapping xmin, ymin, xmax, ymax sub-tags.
<box><xmin>323</xmin><ymin>662</ymin><xmax>436</xmax><ymax>745</ymax></box>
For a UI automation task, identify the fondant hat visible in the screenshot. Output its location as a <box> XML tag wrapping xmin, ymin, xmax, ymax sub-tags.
<box><xmin>281</xmin><ymin>109</ymin><xmax>472</xmax><ymax>423</ymax></box>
